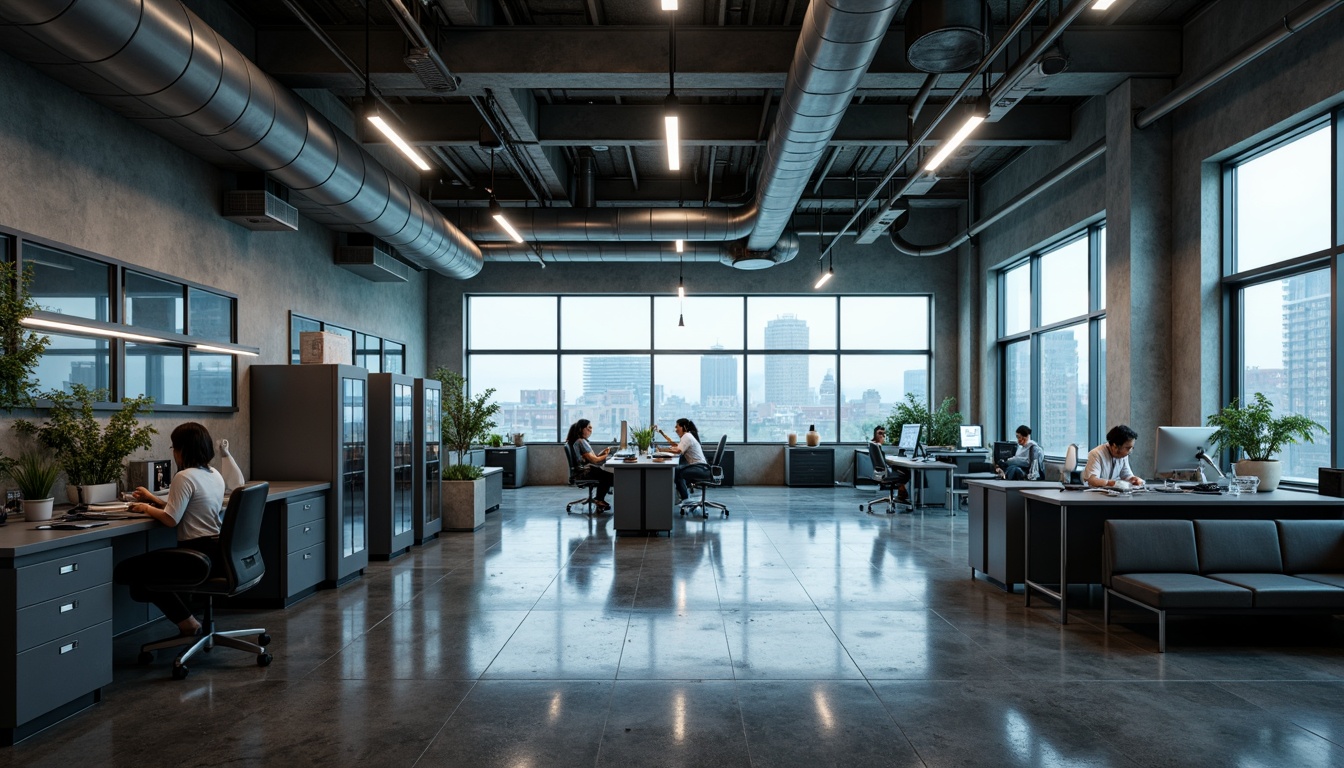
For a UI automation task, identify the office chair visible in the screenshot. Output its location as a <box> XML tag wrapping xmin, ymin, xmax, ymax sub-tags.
<box><xmin>135</xmin><ymin>482</ymin><xmax>272</xmax><ymax>679</ymax></box>
<box><xmin>681</xmin><ymin>434</ymin><xmax>730</xmax><ymax>519</ymax></box>
<box><xmin>861</xmin><ymin>442</ymin><xmax>906</xmax><ymax>514</ymax></box>
<box><xmin>563</xmin><ymin>442</ymin><xmax>602</xmax><ymax>514</ymax></box>
<box><xmin>1060</xmin><ymin>443</ymin><xmax>1083</xmax><ymax>484</ymax></box>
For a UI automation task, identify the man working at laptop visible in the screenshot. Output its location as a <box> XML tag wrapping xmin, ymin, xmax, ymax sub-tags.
<box><xmin>996</xmin><ymin>424</ymin><xmax>1045</xmax><ymax>481</ymax></box>
<box><xmin>1083</xmin><ymin>424</ymin><xmax>1146</xmax><ymax>489</ymax></box>
<box><xmin>871</xmin><ymin>426</ymin><xmax>911</xmax><ymax>504</ymax></box>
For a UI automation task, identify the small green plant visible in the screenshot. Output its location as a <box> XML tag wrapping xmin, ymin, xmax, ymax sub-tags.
<box><xmin>7</xmin><ymin>449</ymin><xmax>59</xmax><ymax>500</ymax></box>
<box><xmin>432</xmin><ymin>367</ymin><xmax>501</xmax><ymax>465</ymax></box>
<box><xmin>1206</xmin><ymin>393</ymin><xmax>1324</xmax><ymax>461</ymax></box>
<box><xmin>886</xmin><ymin>393</ymin><xmax>962</xmax><ymax>448</ymax></box>
<box><xmin>630</xmin><ymin>425</ymin><xmax>655</xmax><ymax>453</ymax></box>
<box><xmin>0</xmin><ymin>261</ymin><xmax>51</xmax><ymax>413</ymax></box>
<box><xmin>442</xmin><ymin>463</ymin><xmax>484</xmax><ymax>481</ymax></box>
<box><xmin>487</xmin><ymin>433</ymin><xmax>504</xmax><ymax>448</ymax></box>
<box><xmin>14</xmin><ymin>384</ymin><xmax>157</xmax><ymax>486</ymax></box>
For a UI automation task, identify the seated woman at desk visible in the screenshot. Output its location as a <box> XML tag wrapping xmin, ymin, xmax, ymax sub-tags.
<box><xmin>115</xmin><ymin>422</ymin><xmax>227</xmax><ymax>636</ymax></box>
<box><xmin>566</xmin><ymin>419</ymin><xmax>613</xmax><ymax>511</ymax></box>
<box><xmin>997</xmin><ymin>424</ymin><xmax>1045</xmax><ymax>481</ymax></box>
<box><xmin>871</xmin><ymin>426</ymin><xmax>910</xmax><ymax>503</ymax></box>
<box><xmin>1083</xmin><ymin>424</ymin><xmax>1146</xmax><ymax>489</ymax></box>
<box><xmin>657</xmin><ymin>418</ymin><xmax>710</xmax><ymax>502</ymax></box>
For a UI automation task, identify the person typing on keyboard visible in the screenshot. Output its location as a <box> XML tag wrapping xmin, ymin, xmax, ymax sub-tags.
<box><xmin>1083</xmin><ymin>424</ymin><xmax>1145</xmax><ymax>489</ymax></box>
<box><xmin>657</xmin><ymin>419</ymin><xmax>710</xmax><ymax>503</ymax></box>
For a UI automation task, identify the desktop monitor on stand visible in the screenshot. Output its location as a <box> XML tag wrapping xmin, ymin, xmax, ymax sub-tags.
<box><xmin>897</xmin><ymin>423</ymin><xmax>925</xmax><ymax>459</ymax></box>
<box><xmin>1154</xmin><ymin>425</ymin><xmax>1219</xmax><ymax>482</ymax></box>
<box><xmin>992</xmin><ymin>441</ymin><xmax>1017</xmax><ymax>467</ymax></box>
<box><xmin>958</xmin><ymin>425</ymin><xmax>984</xmax><ymax>451</ymax></box>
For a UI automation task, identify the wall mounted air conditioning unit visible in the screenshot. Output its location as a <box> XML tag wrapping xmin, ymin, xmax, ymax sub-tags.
<box><xmin>335</xmin><ymin>245</ymin><xmax>410</xmax><ymax>283</ymax></box>
<box><xmin>222</xmin><ymin>190</ymin><xmax>299</xmax><ymax>231</ymax></box>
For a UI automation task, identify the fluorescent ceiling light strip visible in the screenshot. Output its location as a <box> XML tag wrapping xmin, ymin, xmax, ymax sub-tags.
<box><xmin>367</xmin><ymin>115</ymin><xmax>432</xmax><ymax>171</ymax></box>
<box><xmin>662</xmin><ymin>0</ymin><xmax>678</xmax><ymax>9</ymax></box>
<box><xmin>195</xmin><ymin>343</ymin><xmax>259</xmax><ymax>357</ymax></box>
<box><xmin>1091</xmin><ymin>0</ymin><xmax>1117</xmax><ymax>9</ymax></box>
<box><xmin>675</xmin><ymin>239</ymin><xmax>684</xmax><ymax>253</ymax></box>
<box><xmin>22</xmin><ymin>316</ymin><xmax>169</xmax><ymax>344</ymax></box>
<box><xmin>665</xmin><ymin>115</ymin><xmax>681</xmax><ymax>171</ymax></box>
<box><xmin>814</xmin><ymin>269</ymin><xmax>833</xmax><ymax>290</ymax></box>
<box><xmin>923</xmin><ymin>114</ymin><xmax>985</xmax><ymax>173</ymax></box>
<box><xmin>493</xmin><ymin>213</ymin><xmax>526</xmax><ymax>244</ymax></box>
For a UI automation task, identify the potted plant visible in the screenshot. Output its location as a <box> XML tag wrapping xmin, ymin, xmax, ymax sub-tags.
<box><xmin>432</xmin><ymin>367</ymin><xmax>500</xmax><ymax>531</ymax></box>
<box><xmin>0</xmin><ymin>261</ymin><xmax>51</xmax><ymax>413</ymax></box>
<box><xmin>7</xmin><ymin>448</ymin><xmax>60</xmax><ymax>521</ymax></box>
<box><xmin>487</xmin><ymin>433</ymin><xmax>505</xmax><ymax>448</ymax></box>
<box><xmin>631</xmin><ymin>425</ymin><xmax>655</xmax><ymax>455</ymax></box>
<box><xmin>15</xmin><ymin>384</ymin><xmax>157</xmax><ymax>503</ymax></box>
<box><xmin>887</xmin><ymin>394</ymin><xmax>963</xmax><ymax>449</ymax></box>
<box><xmin>1205</xmin><ymin>393</ymin><xmax>1324</xmax><ymax>492</ymax></box>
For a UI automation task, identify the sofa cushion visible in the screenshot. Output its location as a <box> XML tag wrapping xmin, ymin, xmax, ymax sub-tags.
<box><xmin>1111</xmin><ymin>573</ymin><xmax>1252</xmax><ymax>609</ymax></box>
<box><xmin>1205</xmin><ymin>573</ymin><xmax>1344</xmax><ymax>609</ymax></box>
<box><xmin>1277</xmin><ymin>520</ymin><xmax>1344</xmax><ymax>573</ymax></box>
<box><xmin>1104</xmin><ymin>520</ymin><xmax>1199</xmax><ymax>582</ymax></box>
<box><xmin>1195</xmin><ymin>520</ymin><xmax>1283</xmax><ymax>574</ymax></box>
<box><xmin>1294</xmin><ymin>573</ymin><xmax>1344</xmax><ymax>590</ymax></box>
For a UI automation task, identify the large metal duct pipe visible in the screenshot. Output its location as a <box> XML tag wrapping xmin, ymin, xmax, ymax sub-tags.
<box><xmin>460</xmin><ymin>208</ymin><xmax>753</xmax><ymax>243</ymax></box>
<box><xmin>0</xmin><ymin>0</ymin><xmax>483</xmax><ymax>279</ymax></box>
<box><xmin>479</xmin><ymin>233</ymin><xmax>801</xmax><ymax>268</ymax></box>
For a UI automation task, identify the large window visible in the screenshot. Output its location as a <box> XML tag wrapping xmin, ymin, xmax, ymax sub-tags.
<box><xmin>1225</xmin><ymin>119</ymin><xmax>1341</xmax><ymax>484</ymax></box>
<box><xmin>466</xmin><ymin>294</ymin><xmax>933</xmax><ymax>443</ymax></box>
<box><xmin>288</xmin><ymin>313</ymin><xmax>406</xmax><ymax>374</ymax></box>
<box><xmin>997</xmin><ymin>225</ymin><xmax>1106</xmax><ymax>456</ymax></box>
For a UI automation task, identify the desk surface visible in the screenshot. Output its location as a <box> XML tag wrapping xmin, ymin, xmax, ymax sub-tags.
<box><xmin>965</xmin><ymin>479</ymin><xmax>1059</xmax><ymax>491</ymax></box>
<box><xmin>0</xmin><ymin>480</ymin><xmax>329</xmax><ymax>559</ymax></box>
<box><xmin>1019</xmin><ymin>487</ymin><xmax>1338</xmax><ymax>507</ymax></box>
<box><xmin>886</xmin><ymin>457</ymin><xmax>956</xmax><ymax>471</ymax></box>
<box><xmin>606</xmin><ymin>456</ymin><xmax>679</xmax><ymax>469</ymax></box>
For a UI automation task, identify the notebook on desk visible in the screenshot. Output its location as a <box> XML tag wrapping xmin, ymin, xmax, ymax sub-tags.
<box><xmin>652</xmin><ymin>452</ymin><xmax>677</xmax><ymax>459</ymax></box>
<box><xmin>35</xmin><ymin>521</ymin><xmax>109</xmax><ymax>530</ymax></box>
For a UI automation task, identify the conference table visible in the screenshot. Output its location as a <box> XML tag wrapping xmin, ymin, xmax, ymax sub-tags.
<box><xmin>607</xmin><ymin>454</ymin><xmax>677</xmax><ymax>535</ymax></box>
<box><xmin>1020</xmin><ymin>486</ymin><xmax>1344</xmax><ymax>623</ymax></box>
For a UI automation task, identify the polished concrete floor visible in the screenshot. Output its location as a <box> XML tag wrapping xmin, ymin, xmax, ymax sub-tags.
<box><xmin>7</xmin><ymin>485</ymin><xmax>1344</xmax><ymax>766</ymax></box>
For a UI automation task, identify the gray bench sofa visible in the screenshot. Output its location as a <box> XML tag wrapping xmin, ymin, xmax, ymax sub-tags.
<box><xmin>1102</xmin><ymin>519</ymin><xmax>1344</xmax><ymax>652</ymax></box>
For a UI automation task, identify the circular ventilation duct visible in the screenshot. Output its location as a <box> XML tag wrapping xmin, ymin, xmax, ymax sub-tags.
<box><xmin>905</xmin><ymin>0</ymin><xmax>988</xmax><ymax>73</ymax></box>
<box><xmin>720</xmin><ymin>233</ymin><xmax>801</xmax><ymax>270</ymax></box>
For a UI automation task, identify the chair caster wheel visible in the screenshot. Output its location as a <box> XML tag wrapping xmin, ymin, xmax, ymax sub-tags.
<box><xmin>724</xmin><ymin>510</ymin><xmax>729</xmax><ymax>517</ymax></box>
<box><xmin>702</xmin><ymin>511</ymin><xmax>708</xmax><ymax>519</ymax></box>
<box><xmin>258</xmin><ymin>633</ymin><xmax>271</xmax><ymax>647</ymax></box>
<box><xmin>171</xmin><ymin>664</ymin><xmax>189</xmax><ymax>680</ymax></box>
<box><xmin>258</xmin><ymin>652</ymin><xmax>273</xmax><ymax>667</ymax></box>
<box><xmin>138</xmin><ymin>651</ymin><xmax>154</xmax><ymax>665</ymax></box>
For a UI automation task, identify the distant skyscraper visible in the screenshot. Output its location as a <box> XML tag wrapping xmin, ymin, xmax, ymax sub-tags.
<box><xmin>764</xmin><ymin>314</ymin><xmax>809</xmax><ymax>406</ymax></box>
<box><xmin>1278</xmin><ymin>271</ymin><xmax>1331</xmax><ymax>478</ymax></box>
<box><xmin>700</xmin><ymin>346</ymin><xmax>737</xmax><ymax>404</ymax></box>
<box><xmin>819</xmin><ymin>368</ymin><xmax>836</xmax><ymax>400</ymax></box>
<box><xmin>1040</xmin><ymin>331</ymin><xmax>1081</xmax><ymax>450</ymax></box>
<box><xmin>903</xmin><ymin>369</ymin><xmax>927</xmax><ymax>402</ymax></box>
<box><xmin>584</xmin><ymin>356</ymin><xmax>651</xmax><ymax>403</ymax></box>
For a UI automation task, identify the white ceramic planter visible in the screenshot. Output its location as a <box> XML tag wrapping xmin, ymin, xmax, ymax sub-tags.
<box><xmin>441</xmin><ymin>478</ymin><xmax>485</xmax><ymax>531</ymax></box>
<box><xmin>79</xmin><ymin>483</ymin><xmax>119</xmax><ymax>504</ymax></box>
<box><xmin>1235</xmin><ymin>459</ymin><xmax>1282</xmax><ymax>492</ymax></box>
<box><xmin>23</xmin><ymin>498</ymin><xmax>55</xmax><ymax>521</ymax></box>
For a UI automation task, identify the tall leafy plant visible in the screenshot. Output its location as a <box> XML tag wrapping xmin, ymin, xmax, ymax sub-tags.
<box><xmin>1206</xmin><ymin>392</ymin><xmax>1324</xmax><ymax>461</ymax></box>
<box><xmin>0</xmin><ymin>261</ymin><xmax>51</xmax><ymax>412</ymax></box>
<box><xmin>887</xmin><ymin>393</ymin><xmax>962</xmax><ymax>448</ymax></box>
<box><xmin>432</xmin><ymin>367</ymin><xmax>501</xmax><ymax>465</ymax></box>
<box><xmin>15</xmin><ymin>384</ymin><xmax>157</xmax><ymax>485</ymax></box>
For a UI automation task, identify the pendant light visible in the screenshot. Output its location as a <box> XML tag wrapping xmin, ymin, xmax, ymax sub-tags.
<box><xmin>664</xmin><ymin>5</ymin><xmax>680</xmax><ymax>171</ymax></box>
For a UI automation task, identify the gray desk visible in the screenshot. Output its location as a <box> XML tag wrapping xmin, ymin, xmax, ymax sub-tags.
<box><xmin>1020</xmin><ymin>487</ymin><xmax>1344</xmax><ymax>623</ymax></box>
<box><xmin>964</xmin><ymin>479</ymin><xmax>1057</xmax><ymax>591</ymax></box>
<box><xmin>886</xmin><ymin>456</ymin><xmax>957</xmax><ymax>511</ymax></box>
<box><xmin>609</xmin><ymin>456</ymin><xmax>676</xmax><ymax>535</ymax></box>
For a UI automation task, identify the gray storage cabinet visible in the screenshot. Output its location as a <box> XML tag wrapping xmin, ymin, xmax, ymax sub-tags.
<box><xmin>413</xmin><ymin>377</ymin><xmax>443</xmax><ymax>544</ymax></box>
<box><xmin>369</xmin><ymin>373</ymin><xmax>416</xmax><ymax>560</ymax></box>
<box><xmin>786</xmin><ymin>447</ymin><xmax>835</xmax><ymax>486</ymax></box>
<box><xmin>251</xmin><ymin>364</ymin><xmax>369</xmax><ymax>587</ymax></box>
<box><xmin>486</xmin><ymin>446</ymin><xmax>528</xmax><ymax>487</ymax></box>
<box><xmin>224</xmin><ymin>490</ymin><xmax>327</xmax><ymax>608</ymax></box>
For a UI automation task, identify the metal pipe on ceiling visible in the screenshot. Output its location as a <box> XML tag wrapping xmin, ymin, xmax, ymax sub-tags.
<box><xmin>479</xmin><ymin>232</ymin><xmax>801</xmax><ymax>267</ymax></box>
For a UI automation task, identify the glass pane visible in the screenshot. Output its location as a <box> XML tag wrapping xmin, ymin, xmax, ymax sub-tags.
<box><xmin>562</xmin><ymin>354</ymin><xmax>650</xmax><ymax>441</ymax></box>
<box><xmin>1098</xmin><ymin>318</ymin><xmax>1107</xmax><ymax>441</ymax></box>
<box><xmin>324</xmin><ymin>325</ymin><xmax>354</xmax><ymax>365</ymax></box>
<box><xmin>355</xmin><ymin>332</ymin><xmax>382</xmax><ymax>373</ymax></box>
<box><xmin>1001</xmin><ymin>262</ymin><xmax>1030</xmax><ymax>336</ymax></box>
<box><xmin>33</xmin><ymin>333</ymin><xmax>111</xmax><ymax>393</ymax></box>
<box><xmin>562</xmin><ymin>296</ymin><xmax>649</xmax><ymax>350</ymax></box>
<box><xmin>1096</xmin><ymin>226</ymin><xmax>1107</xmax><ymax>312</ymax></box>
<box><xmin>384</xmin><ymin>341</ymin><xmax>405</xmax><ymax>374</ymax></box>
<box><xmin>748</xmin><ymin>297</ymin><xmax>836</xmax><ymax>350</ymax></box>
<box><xmin>839</xmin><ymin>355</ymin><xmax>928</xmax><ymax>442</ymax></box>
<box><xmin>290</xmin><ymin>315</ymin><xmax>321</xmax><ymax>365</ymax></box>
<box><xmin>840</xmin><ymin>297</ymin><xmax>929</xmax><ymax>350</ymax></box>
<box><xmin>188</xmin><ymin>288</ymin><xmax>233</xmax><ymax>342</ymax></box>
<box><xmin>653</xmin><ymin>353</ymin><xmax>743</xmax><ymax>442</ymax></box>
<box><xmin>1003</xmin><ymin>340</ymin><xmax>1031</xmax><ymax>439</ymax></box>
<box><xmin>24</xmin><ymin>243</ymin><xmax>110</xmax><ymax>321</ymax></box>
<box><xmin>125</xmin><ymin>272</ymin><xmax>184</xmax><ymax>335</ymax></box>
<box><xmin>469</xmin><ymin>296</ymin><xmax>556</xmax><ymax>350</ymax></box>
<box><xmin>187</xmin><ymin>351</ymin><xmax>233</xmax><ymax>406</ymax></box>
<box><xmin>1038</xmin><ymin>324</ymin><xmax>1089</xmax><ymax>456</ymax></box>
<box><xmin>1234</xmin><ymin>126</ymin><xmax>1331</xmax><ymax>273</ymax></box>
<box><xmin>1039</xmin><ymin>237</ymin><xmax>1089</xmax><ymax>325</ymax></box>
<box><xmin>654</xmin><ymin>296</ymin><xmax>744</xmax><ymax>350</ymax></box>
<box><xmin>125</xmin><ymin>343</ymin><xmax>184</xmax><ymax>405</ymax></box>
<box><xmin>1241</xmin><ymin>271</ymin><xmax>1331</xmax><ymax>483</ymax></box>
<box><xmin>746</xmin><ymin>354</ymin><xmax>838</xmax><ymax>442</ymax></box>
<box><xmin>469</xmin><ymin>354</ymin><xmax>560</xmax><ymax>443</ymax></box>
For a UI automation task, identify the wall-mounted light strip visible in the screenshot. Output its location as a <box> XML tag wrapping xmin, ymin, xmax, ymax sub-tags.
<box><xmin>22</xmin><ymin>315</ymin><xmax>261</xmax><ymax>357</ymax></box>
<box><xmin>194</xmin><ymin>343</ymin><xmax>260</xmax><ymax>358</ymax></box>
<box><xmin>23</xmin><ymin>316</ymin><xmax>170</xmax><ymax>344</ymax></box>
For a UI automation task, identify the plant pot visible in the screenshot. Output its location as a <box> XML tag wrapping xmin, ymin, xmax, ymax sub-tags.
<box><xmin>1235</xmin><ymin>459</ymin><xmax>1282</xmax><ymax>492</ymax></box>
<box><xmin>78</xmin><ymin>483</ymin><xmax>119</xmax><ymax>504</ymax></box>
<box><xmin>441</xmin><ymin>478</ymin><xmax>485</xmax><ymax>531</ymax></box>
<box><xmin>23</xmin><ymin>498</ymin><xmax>55</xmax><ymax>521</ymax></box>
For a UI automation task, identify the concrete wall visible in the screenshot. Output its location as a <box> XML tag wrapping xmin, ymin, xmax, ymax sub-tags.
<box><xmin>0</xmin><ymin>50</ymin><xmax>429</xmax><ymax>493</ymax></box>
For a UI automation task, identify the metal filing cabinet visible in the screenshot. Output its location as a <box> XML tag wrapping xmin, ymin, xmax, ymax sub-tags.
<box><xmin>485</xmin><ymin>445</ymin><xmax>528</xmax><ymax>488</ymax></box>
<box><xmin>785</xmin><ymin>447</ymin><xmax>835</xmax><ymax>487</ymax></box>
<box><xmin>369</xmin><ymin>373</ymin><xmax>416</xmax><ymax>560</ymax></box>
<box><xmin>226</xmin><ymin>491</ymin><xmax>328</xmax><ymax>609</ymax></box>
<box><xmin>413</xmin><ymin>377</ymin><xmax>442</xmax><ymax>544</ymax></box>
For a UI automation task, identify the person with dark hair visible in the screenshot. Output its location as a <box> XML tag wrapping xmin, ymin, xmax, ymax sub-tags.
<box><xmin>1083</xmin><ymin>424</ymin><xmax>1145</xmax><ymax>489</ymax></box>
<box><xmin>997</xmin><ymin>424</ymin><xmax>1045</xmax><ymax>481</ymax></box>
<box><xmin>658</xmin><ymin>418</ymin><xmax>710</xmax><ymax>502</ymax></box>
<box><xmin>117</xmin><ymin>422</ymin><xmax>227</xmax><ymax>636</ymax></box>
<box><xmin>870</xmin><ymin>425</ymin><xmax>910</xmax><ymax>504</ymax></box>
<box><xmin>565</xmin><ymin>419</ymin><xmax>613</xmax><ymax>511</ymax></box>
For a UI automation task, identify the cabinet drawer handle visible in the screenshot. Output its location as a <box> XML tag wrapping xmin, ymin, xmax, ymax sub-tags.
<box><xmin>59</xmin><ymin>563</ymin><xmax>78</xmax><ymax>575</ymax></box>
<box><xmin>303</xmin><ymin>503</ymin><xmax>313</xmax><ymax>511</ymax></box>
<box><xmin>303</xmin><ymin>526</ymin><xmax>311</xmax><ymax>533</ymax></box>
<box><xmin>60</xmin><ymin>601</ymin><xmax>77</xmax><ymax>613</ymax></box>
<box><xmin>303</xmin><ymin>553</ymin><xmax>313</xmax><ymax>560</ymax></box>
<box><xmin>60</xmin><ymin>641</ymin><xmax>78</xmax><ymax>655</ymax></box>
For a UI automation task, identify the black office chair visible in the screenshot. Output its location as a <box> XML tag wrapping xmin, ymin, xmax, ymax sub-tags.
<box><xmin>564</xmin><ymin>442</ymin><xmax>601</xmax><ymax>514</ymax></box>
<box><xmin>136</xmin><ymin>482</ymin><xmax>272</xmax><ymax>679</ymax></box>
<box><xmin>681</xmin><ymin>435</ymin><xmax>729</xmax><ymax>519</ymax></box>
<box><xmin>861</xmin><ymin>442</ymin><xmax>906</xmax><ymax>514</ymax></box>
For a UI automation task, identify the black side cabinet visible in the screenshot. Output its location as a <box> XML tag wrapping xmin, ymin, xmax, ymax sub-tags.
<box><xmin>785</xmin><ymin>447</ymin><xmax>834</xmax><ymax>487</ymax></box>
<box><xmin>485</xmin><ymin>446</ymin><xmax>528</xmax><ymax>488</ymax></box>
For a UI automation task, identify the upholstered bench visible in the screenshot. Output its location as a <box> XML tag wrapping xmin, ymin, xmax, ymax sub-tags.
<box><xmin>1102</xmin><ymin>519</ymin><xmax>1344</xmax><ymax>651</ymax></box>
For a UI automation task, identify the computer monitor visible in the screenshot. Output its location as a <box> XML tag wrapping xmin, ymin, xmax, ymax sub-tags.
<box><xmin>619</xmin><ymin>420</ymin><xmax>628</xmax><ymax>451</ymax></box>
<box><xmin>1154</xmin><ymin>425</ymin><xmax>1218</xmax><ymax>476</ymax></box>
<box><xmin>897</xmin><ymin>423</ymin><xmax>924</xmax><ymax>458</ymax></box>
<box><xmin>958</xmin><ymin>424</ymin><xmax>984</xmax><ymax>450</ymax></box>
<box><xmin>992</xmin><ymin>440</ymin><xmax>1017</xmax><ymax>467</ymax></box>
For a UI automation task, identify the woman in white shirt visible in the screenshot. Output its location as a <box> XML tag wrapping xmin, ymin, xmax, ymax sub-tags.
<box><xmin>117</xmin><ymin>422</ymin><xmax>227</xmax><ymax>636</ymax></box>
<box><xmin>659</xmin><ymin>418</ymin><xmax>710</xmax><ymax>502</ymax></box>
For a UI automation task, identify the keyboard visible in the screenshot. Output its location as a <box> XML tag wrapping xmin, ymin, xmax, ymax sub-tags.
<box><xmin>652</xmin><ymin>452</ymin><xmax>676</xmax><ymax>459</ymax></box>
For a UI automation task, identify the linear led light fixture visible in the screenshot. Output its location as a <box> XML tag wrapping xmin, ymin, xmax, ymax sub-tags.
<box><xmin>675</xmin><ymin>239</ymin><xmax>684</xmax><ymax>253</ymax></box>
<box><xmin>23</xmin><ymin>316</ymin><xmax>171</xmax><ymax>344</ymax></box>
<box><xmin>367</xmin><ymin>111</ymin><xmax>431</xmax><ymax>172</ymax></box>
<box><xmin>662</xmin><ymin>0</ymin><xmax>678</xmax><ymax>9</ymax></box>
<box><xmin>489</xmin><ymin>197</ymin><xmax>525</xmax><ymax>243</ymax></box>
<box><xmin>924</xmin><ymin>100</ymin><xmax>988</xmax><ymax>174</ymax></box>
<box><xmin>814</xmin><ymin>264</ymin><xmax>833</xmax><ymax>290</ymax></box>
<box><xmin>194</xmin><ymin>343</ymin><xmax>260</xmax><ymax>357</ymax></box>
<box><xmin>1090</xmin><ymin>0</ymin><xmax>1117</xmax><ymax>9</ymax></box>
<box><xmin>664</xmin><ymin>94</ymin><xmax>681</xmax><ymax>171</ymax></box>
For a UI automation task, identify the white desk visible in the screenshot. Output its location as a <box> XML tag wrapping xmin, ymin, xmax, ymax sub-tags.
<box><xmin>607</xmin><ymin>456</ymin><xmax>677</xmax><ymax>535</ymax></box>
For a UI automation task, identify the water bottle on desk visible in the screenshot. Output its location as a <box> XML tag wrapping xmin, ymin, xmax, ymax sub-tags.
<box><xmin>1229</xmin><ymin>466</ymin><xmax>1241</xmax><ymax>497</ymax></box>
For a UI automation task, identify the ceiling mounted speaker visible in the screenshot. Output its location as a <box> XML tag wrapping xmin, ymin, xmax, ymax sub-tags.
<box><xmin>905</xmin><ymin>0</ymin><xmax>988</xmax><ymax>73</ymax></box>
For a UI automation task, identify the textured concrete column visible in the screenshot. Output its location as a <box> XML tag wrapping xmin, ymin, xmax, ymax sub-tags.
<box><xmin>1104</xmin><ymin>78</ymin><xmax>1172</xmax><ymax>476</ymax></box>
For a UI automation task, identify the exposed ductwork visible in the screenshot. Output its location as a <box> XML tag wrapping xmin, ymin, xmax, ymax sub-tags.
<box><xmin>460</xmin><ymin>208</ymin><xmax>754</xmax><ymax>243</ymax></box>
<box><xmin>0</xmin><ymin>0</ymin><xmax>483</xmax><ymax>280</ymax></box>
<box><xmin>479</xmin><ymin>233</ymin><xmax>801</xmax><ymax>268</ymax></box>
<box><xmin>904</xmin><ymin>0</ymin><xmax>989</xmax><ymax>73</ymax></box>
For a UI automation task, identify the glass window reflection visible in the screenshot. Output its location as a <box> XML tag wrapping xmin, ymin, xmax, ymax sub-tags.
<box><xmin>33</xmin><ymin>332</ymin><xmax>111</xmax><ymax>394</ymax></box>
<box><xmin>23</xmin><ymin>243</ymin><xmax>110</xmax><ymax>321</ymax></box>
<box><xmin>126</xmin><ymin>343</ymin><xmax>184</xmax><ymax>405</ymax></box>
<box><xmin>188</xmin><ymin>351</ymin><xmax>233</xmax><ymax>407</ymax></box>
<box><xmin>125</xmin><ymin>272</ymin><xmax>184</xmax><ymax>335</ymax></box>
<box><xmin>188</xmin><ymin>288</ymin><xmax>233</xmax><ymax>342</ymax></box>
